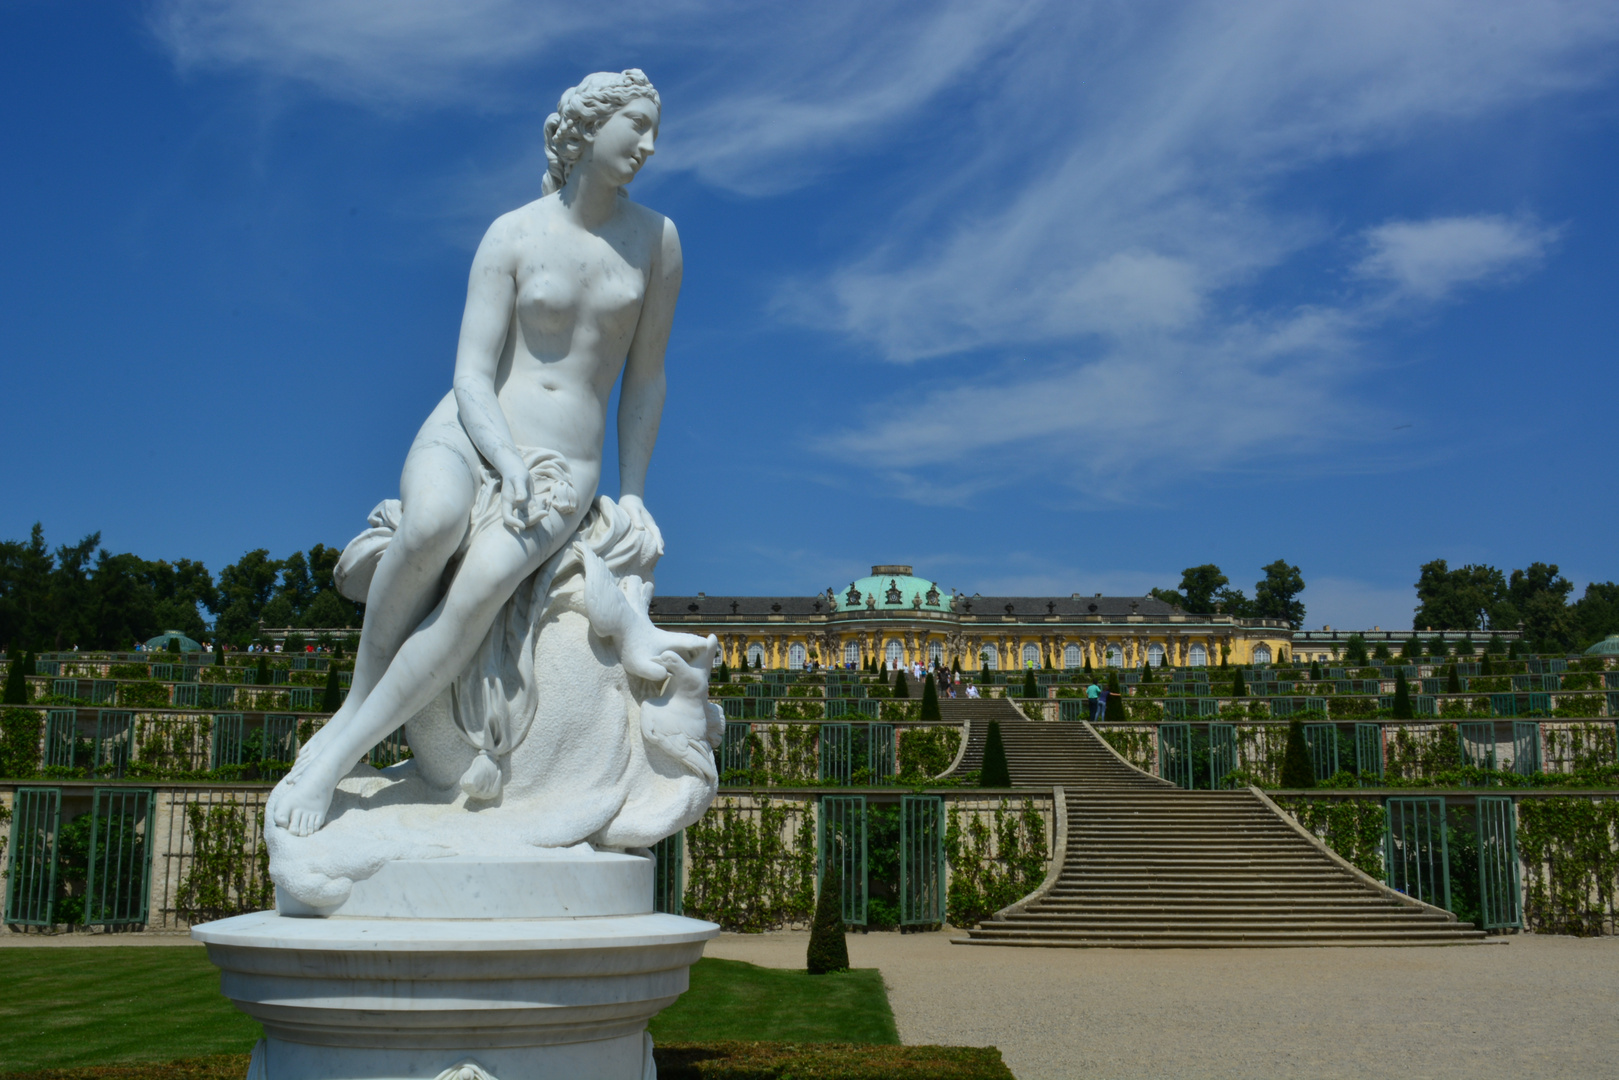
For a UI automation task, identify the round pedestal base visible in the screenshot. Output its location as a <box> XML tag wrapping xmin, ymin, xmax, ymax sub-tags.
<box><xmin>194</xmin><ymin>910</ymin><xmax>718</xmax><ymax>1080</ymax></box>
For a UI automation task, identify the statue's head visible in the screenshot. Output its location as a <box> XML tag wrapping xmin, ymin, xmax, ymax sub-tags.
<box><xmin>543</xmin><ymin>69</ymin><xmax>662</xmax><ymax>195</ymax></box>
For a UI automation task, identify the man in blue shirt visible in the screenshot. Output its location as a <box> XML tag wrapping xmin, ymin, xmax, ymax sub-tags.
<box><xmin>1086</xmin><ymin>679</ymin><xmax>1102</xmax><ymax>722</ymax></box>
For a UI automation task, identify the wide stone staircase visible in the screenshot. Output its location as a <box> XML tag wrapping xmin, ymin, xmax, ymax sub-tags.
<box><xmin>947</xmin><ymin>714</ymin><xmax>1486</xmax><ymax>947</ymax></box>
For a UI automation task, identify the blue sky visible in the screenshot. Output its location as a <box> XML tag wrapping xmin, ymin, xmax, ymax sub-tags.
<box><xmin>3</xmin><ymin>0</ymin><xmax>1617</xmax><ymax>630</ymax></box>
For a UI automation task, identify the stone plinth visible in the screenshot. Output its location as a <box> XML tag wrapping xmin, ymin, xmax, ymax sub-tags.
<box><xmin>194</xmin><ymin>856</ymin><xmax>717</xmax><ymax>1080</ymax></box>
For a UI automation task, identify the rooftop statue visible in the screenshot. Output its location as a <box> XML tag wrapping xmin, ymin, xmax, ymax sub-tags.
<box><xmin>263</xmin><ymin>69</ymin><xmax>721</xmax><ymax>908</ymax></box>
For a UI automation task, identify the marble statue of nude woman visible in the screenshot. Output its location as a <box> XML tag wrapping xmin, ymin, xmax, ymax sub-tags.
<box><xmin>271</xmin><ymin>69</ymin><xmax>706</xmax><ymax>839</ymax></box>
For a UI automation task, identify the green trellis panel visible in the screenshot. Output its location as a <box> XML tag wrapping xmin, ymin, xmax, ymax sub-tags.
<box><xmin>866</xmin><ymin>724</ymin><xmax>895</xmax><ymax>785</ymax></box>
<box><xmin>1302</xmin><ymin>697</ymin><xmax>1326</xmax><ymax>714</ymax></box>
<box><xmin>367</xmin><ymin>728</ymin><xmax>405</xmax><ymax>767</ymax></box>
<box><xmin>52</xmin><ymin>679</ymin><xmax>75</xmax><ymax>699</ymax></box>
<box><xmin>1269</xmin><ymin>697</ymin><xmax>1295</xmax><ymax>717</ymax></box>
<box><xmin>1489</xmin><ymin>694</ymin><xmax>1517</xmax><ymax>718</ymax></box>
<box><xmin>1412</xmin><ymin>695</ymin><xmax>1437</xmax><ymax>716</ymax></box>
<box><xmin>1355</xmin><ymin>724</ymin><xmax>1384</xmax><ymax>780</ymax></box>
<box><xmin>819</xmin><ymin>723</ymin><xmax>853</xmax><ymax>786</ymax></box>
<box><xmin>900</xmin><ymin>794</ymin><xmax>945</xmax><ymax>925</ymax></box>
<box><xmin>651</xmin><ymin>832</ymin><xmax>683</xmax><ymax>916</ymax></box>
<box><xmin>1159</xmin><ymin>723</ymin><xmax>1193</xmax><ymax>789</ymax></box>
<box><xmin>1194</xmin><ymin>697</ymin><xmax>1220</xmax><ymax>718</ymax></box>
<box><xmin>1303</xmin><ymin>724</ymin><xmax>1338</xmax><ymax>782</ymax></box>
<box><xmin>90</xmin><ymin>680</ymin><xmax>116</xmax><ymax>704</ymax></box>
<box><xmin>289</xmin><ymin>687</ymin><xmax>316</xmax><ymax>711</ymax></box>
<box><xmin>1385</xmin><ymin>797</ymin><xmax>1449</xmax><ymax>911</ymax></box>
<box><xmin>1058</xmin><ymin>700</ymin><xmax>1085</xmax><ymax>722</ymax></box>
<box><xmin>212</xmin><ymin>713</ymin><xmax>245</xmax><ymax>769</ymax></box>
<box><xmin>721</xmin><ymin>722</ymin><xmax>751</xmax><ymax>774</ymax></box>
<box><xmin>1457</xmin><ymin>722</ymin><xmax>1496</xmax><ymax>770</ymax></box>
<box><xmin>85</xmin><ymin>787</ymin><xmax>155</xmax><ymax>926</ymax></box>
<box><xmin>1527</xmin><ymin>693</ymin><xmax>1551</xmax><ymax>717</ymax></box>
<box><xmin>3</xmin><ymin>787</ymin><xmax>61</xmax><ymax>926</ymax></box>
<box><xmin>1511</xmin><ymin>722</ymin><xmax>1541</xmax><ymax>776</ymax></box>
<box><xmin>1209</xmin><ymin>723</ymin><xmax>1237</xmax><ymax>789</ymax></box>
<box><xmin>150</xmin><ymin>664</ymin><xmax>173</xmax><ymax>681</ymax></box>
<box><xmin>1476</xmin><ymin>796</ymin><xmax>1522</xmax><ymax>930</ymax></box>
<box><xmin>818</xmin><ymin>795</ymin><xmax>867</xmax><ymax>925</ymax></box>
<box><xmin>823</xmin><ymin>698</ymin><xmax>849</xmax><ymax>719</ymax></box>
<box><xmin>94</xmin><ymin>710</ymin><xmax>133</xmax><ymax>778</ymax></box>
<box><xmin>262</xmin><ymin>715</ymin><xmax>300</xmax><ymax>778</ymax></box>
<box><xmin>44</xmin><ymin>710</ymin><xmax>77</xmax><ymax>769</ymax></box>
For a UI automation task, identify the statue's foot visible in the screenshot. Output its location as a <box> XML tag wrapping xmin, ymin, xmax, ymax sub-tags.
<box><xmin>271</xmin><ymin>756</ymin><xmax>342</xmax><ymax>837</ymax></box>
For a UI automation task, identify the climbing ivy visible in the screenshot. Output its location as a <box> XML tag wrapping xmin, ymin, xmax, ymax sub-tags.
<box><xmin>684</xmin><ymin>795</ymin><xmax>817</xmax><ymax>932</ymax></box>
<box><xmin>1516</xmin><ymin>797</ymin><xmax>1619</xmax><ymax>936</ymax></box>
<box><xmin>897</xmin><ymin>727</ymin><xmax>960</xmax><ymax>781</ymax></box>
<box><xmin>1274</xmin><ymin>796</ymin><xmax>1386</xmax><ymax>879</ymax></box>
<box><xmin>944</xmin><ymin>798</ymin><xmax>1048</xmax><ymax>927</ymax></box>
<box><xmin>1098</xmin><ymin>727</ymin><xmax>1154</xmax><ymax>772</ymax></box>
<box><xmin>1386</xmin><ymin>724</ymin><xmax>1461</xmax><ymax>781</ymax></box>
<box><xmin>176</xmin><ymin>801</ymin><xmax>273</xmax><ymax>924</ymax></box>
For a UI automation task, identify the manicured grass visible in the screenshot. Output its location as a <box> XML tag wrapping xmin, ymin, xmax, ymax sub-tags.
<box><xmin>0</xmin><ymin>949</ymin><xmax>896</xmax><ymax>1075</ymax></box>
<box><xmin>0</xmin><ymin>948</ymin><xmax>259</xmax><ymax>1075</ymax></box>
<box><xmin>650</xmin><ymin>958</ymin><xmax>899</xmax><ymax>1045</ymax></box>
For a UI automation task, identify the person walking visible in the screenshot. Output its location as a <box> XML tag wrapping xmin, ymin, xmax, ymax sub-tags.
<box><xmin>1087</xmin><ymin>678</ymin><xmax>1103</xmax><ymax>722</ymax></box>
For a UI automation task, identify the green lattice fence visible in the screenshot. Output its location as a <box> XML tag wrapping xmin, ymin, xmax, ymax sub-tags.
<box><xmin>652</xmin><ymin>831</ymin><xmax>683</xmax><ymax>916</ymax></box>
<box><xmin>84</xmin><ymin>787</ymin><xmax>154</xmax><ymax>926</ymax></box>
<box><xmin>819</xmin><ymin>794</ymin><xmax>867</xmax><ymax>925</ymax></box>
<box><xmin>1386</xmin><ymin>797</ymin><xmax>1449</xmax><ymax>910</ymax></box>
<box><xmin>3</xmin><ymin>787</ymin><xmax>61</xmax><ymax>926</ymax></box>
<box><xmin>900</xmin><ymin>794</ymin><xmax>945</xmax><ymax>925</ymax></box>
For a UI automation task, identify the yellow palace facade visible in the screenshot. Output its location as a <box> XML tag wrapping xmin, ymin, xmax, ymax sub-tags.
<box><xmin>648</xmin><ymin>565</ymin><xmax>1295</xmax><ymax>672</ymax></box>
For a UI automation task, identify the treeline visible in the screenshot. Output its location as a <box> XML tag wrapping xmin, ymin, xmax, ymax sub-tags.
<box><xmin>1151</xmin><ymin>560</ymin><xmax>1306</xmax><ymax>628</ymax></box>
<box><xmin>1413</xmin><ymin>560</ymin><xmax>1617</xmax><ymax>652</ymax></box>
<box><xmin>0</xmin><ymin>523</ymin><xmax>362</xmax><ymax>651</ymax></box>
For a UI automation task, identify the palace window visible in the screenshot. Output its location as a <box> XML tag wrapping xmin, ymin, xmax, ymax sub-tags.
<box><xmin>1147</xmin><ymin>643</ymin><xmax>1166</xmax><ymax>667</ymax></box>
<box><xmin>928</xmin><ymin>640</ymin><xmax>943</xmax><ymax>664</ymax></box>
<box><xmin>1064</xmin><ymin>644</ymin><xmax>1083</xmax><ymax>669</ymax></box>
<box><xmin>1188</xmin><ymin>644</ymin><xmax>1208</xmax><ymax>667</ymax></box>
<box><xmin>1253</xmin><ymin>644</ymin><xmax>1273</xmax><ymax>665</ymax></box>
<box><xmin>886</xmin><ymin>640</ymin><xmax>904</xmax><ymax>666</ymax></box>
<box><xmin>711</xmin><ymin>650</ymin><xmax>723</xmax><ymax>668</ymax></box>
<box><xmin>980</xmin><ymin>648</ymin><xmax>998</xmax><ymax>670</ymax></box>
<box><xmin>1022</xmin><ymin>643</ymin><xmax>1041</xmax><ymax>667</ymax></box>
<box><xmin>747</xmin><ymin>643</ymin><xmax>765</xmax><ymax>668</ymax></box>
<box><xmin>788</xmin><ymin>643</ymin><xmax>806</xmax><ymax>671</ymax></box>
<box><xmin>843</xmin><ymin>640</ymin><xmax>860</xmax><ymax>667</ymax></box>
<box><xmin>1105</xmin><ymin>645</ymin><xmax>1123</xmax><ymax>668</ymax></box>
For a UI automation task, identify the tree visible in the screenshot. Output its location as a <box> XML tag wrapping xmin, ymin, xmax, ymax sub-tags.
<box><xmin>1231</xmin><ymin>668</ymin><xmax>1246</xmax><ymax>697</ymax></box>
<box><xmin>1157</xmin><ymin>565</ymin><xmax>1230</xmax><ymax>615</ymax></box>
<box><xmin>1426</xmin><ymin>637</ymin><xmax>1449</xmax><ymax>658</ymax></box>
<box><xmin>1508</xmin><ymin>562</ymin><xmax>1575</xmax><ymax>652</ymax></box>
<box><xmin>980</xmin><ymin>721</ymin><xmax>1011</xmax><ymax>787</ymax></box>
<box><xmin>1455</xmin><ymin>636</ymin><xmax>1475</xmax><ymax>656</ymax></box>
<box><xmin>1413</xmin><ymin>560</ymin><xmax>1510</xmax><ymax>631</ymax></box>
<box><xmin>753</xmin><ymin>652</ymin><xmax>761</xmax><ymax>671</ymax></box>
<box><xmin>1391</xmin><ymin>669</ymin><xmax>1413</xmax><ymax>720</ymax></box>
<box><xmin>893</xmin><ymin>670</ymin><xmax>909</xmax><ymax>699</ymax></box>
<box><xmin>806</xmin><ymin>859</ymin><xmax>850</xmax><ymax>975</ymax></box>
<box><xmin>716</xmin><ymin>660</ymin><xmax>729</xmax><ymax>684</ymax></box>
<box><xmin>216</xmin><ymin>550</ymin><xmax>285</xmax><ymax>646</ymax></box>
<box><xmin>1253</xmin><ymin>560</ymin><xmax>1306</xmax><ymax>629</ymax></box>
<box><xmin>3</xmin><ymin>650</ymin><xmax>30</xmax><ymax>705</ymax></box>
<box><xmin>1021</xmin><ymin>667</ymin><xmax>1038</xmax><ymax>699</ymax></box>
<box><xmin>1104</xmin><ymin>671</ymin><xmax>1125</xmax><ymax>722</ymax></box>
<box><xmin>1572</xmin><ymin>582</ymin><xmax>1619</xmax><ymax>649</ymax></box>
<box><xmin>1401</xmin><ymin>636</ymin><xmax>1422</xmax><ymax>660</ymax></box>
<box><xmin>920</xmin><ymin>673</ymin><xmax>940</xmax><ymax>722</ymax></box>
<box><xmin>1446</xmin><ymin>664</ymin><xmax>1462</xmax><ymax>694</ymax></box>
<box><xmin>1140</xmin><ymin>658</ymin><xmax>1154</xmax><ymax>683</ymax></box>
<box><xmin>1281</xmin><ymin>720</ymin><xmax>1314</xmax><ymax>788</ymax></box>
<box><xmin>1309</xmin><ymin>659</ymin><xmax>1323</xmax><ymax>680</ymax></box>
<box><xmin>255</xmin><ymin>656</ymin><xmax>272</xmax><ymax>686</ymax></box>
<box><xmin>0</xmin><ymin>706</ymin><xmax>43</xmax><ymax>778</ymax></box>
<box><xmin>321</xmin><ymin>665</ymin><xmax>343</xmax><ymax>713</ymax></box>
<box><xmin>1343</xmin><ymin>634</ymin><xmax>1369</xmax><ymax>666</ymax></box>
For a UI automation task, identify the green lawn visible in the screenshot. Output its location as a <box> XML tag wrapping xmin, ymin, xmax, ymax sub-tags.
<box><xmin>0</xmin><ymin>947</ymin><xmax>895</xmax><ymax>1075</ymax></box>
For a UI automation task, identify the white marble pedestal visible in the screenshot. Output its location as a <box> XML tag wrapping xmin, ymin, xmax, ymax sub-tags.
<box><xmin>193</xmin><ymin>855</ymin><xmax>718</xmax><ymax>1080</ymax></box>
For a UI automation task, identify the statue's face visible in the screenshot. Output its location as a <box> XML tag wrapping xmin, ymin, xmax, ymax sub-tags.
<box><xmin>586</xmin><ymin>97</ymin><xmax>660</xmax><ymax>185</ymax></box>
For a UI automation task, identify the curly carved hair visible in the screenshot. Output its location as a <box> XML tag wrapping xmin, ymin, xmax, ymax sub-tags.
<box><xmin>542</xmin><ymin>69</ymin><xmax>661</xmax><ymax>195</ymax></box>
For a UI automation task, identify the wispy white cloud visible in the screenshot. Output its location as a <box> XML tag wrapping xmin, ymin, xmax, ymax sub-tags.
<box><xmin>1355</xmin><ymin>214</ymin><xmax>1559</xmax><ymax>302</ymax></box>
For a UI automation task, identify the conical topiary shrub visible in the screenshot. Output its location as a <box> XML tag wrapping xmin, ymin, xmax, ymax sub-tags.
<box><xmin>807</xmin><ymin>859</ymin><xmax>850</xmax><ymax>975</ymax></box>
<box><xmin>1141</xmin><ymin>659</ymin><xmax>1154</xmax><ymax>683</ymax></box>
<box><xmin>920</xmin><ymin>673</ymin><xmax>940</xmax><ymax>722</ymax></box>
<box><xmin>255</xmin><ymin>655</ymin><xmax>271</xmax><ymax>686</ymax></box>
<box><xmin>214</xmin><ymin>639</ymin><xmax>227</xmax><ymax>665</ymax></box>
<box><xmin>1281</xmin><ymin>719</ymin><xmax>1314</xmax><ymax>788</ymax></box>
<box><xmin>1446</xmin><ymin>663</ymin><xmax>1462</xmax><ymax>694</ymax></box>
<box><xmin>1392</xmin><ymin>668</ymin><xmax>1413</xmax><ymax>720</ymax></box>
<box><xmin>980</xmin><ymin>720</ymin><xmax>1011</xmax><ymax>787</ymax></box>
<box><xmin>167</xmin><ymin>636</ymin><xmax>181</xmax><ymax>655</ymax></box>
<box><xmin>1231</xmin><ymin>669</ymin><xmax>1247</xmax><ymax>697</ymax></box>
<box><xmin>716</xmin><ymin>660</ymin><xmax>729</xmax><ymax>684</ymax></box>
<box><xmin>321</xmin><ymin>664</ymin><xmax>344</xmax><ymax>714</ymax></box>
<box><xmin>1310</xmin><ymin>660</ymin><xmax>1323</xmax><ymax>681</ymax></box>
<box><xmin>893</xmin><ymin>670</ymin><xmax>909</xmax><ymax>698</ymax></box>
<box><xmin>3</xmin><ymin>650</ymin><xmax>30</xmax><ymax>705</ymax></box>
<box><xmin>1021</xmin><ymin>667</ymin><xmax>1038</xmax><ymax>699</ymax></box>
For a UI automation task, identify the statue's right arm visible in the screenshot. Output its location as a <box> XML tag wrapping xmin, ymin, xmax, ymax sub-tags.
<box><xmin>451</xmin><ymin>221</ymin><xmax>531</xmax><ymax>528</ymax></box>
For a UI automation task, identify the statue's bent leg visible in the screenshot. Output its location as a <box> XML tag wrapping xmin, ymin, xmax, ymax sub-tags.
<box><xmin>277</xmin><ymin>506</ymin><xmax>580</xmax><ymax>837</ymax></box>
<box><xmin>289</xmin><ymin>447</ymin><xmax>475</xmax><ymax>769</ymax></box>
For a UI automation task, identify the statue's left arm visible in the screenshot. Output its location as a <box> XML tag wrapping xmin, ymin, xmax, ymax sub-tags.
<box><xmin>617</xmin><ymin>215</ymin><xmax>682</xmax><ymax>551</ymax></box>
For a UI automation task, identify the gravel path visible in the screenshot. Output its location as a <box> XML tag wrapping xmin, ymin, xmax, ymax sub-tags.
<box><xmin>704</xmin><ymin>930</ymin><xmax>1619</xmax><ymax>1080</ymax></box>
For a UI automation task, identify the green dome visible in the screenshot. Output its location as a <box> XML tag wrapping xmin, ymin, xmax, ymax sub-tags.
<box><xmin>835</xmin><ymin>565</ymin><xmax>948</xmax><ymax>613</ymax></box>
<box><xmin>1584</xmin><ymin>634</ymin><xmax>1619</xmax><ymax>656</ymax></box>
<box><xmin>144</xmin><ymin>630</ymin><xmax>203</xmax><ymax>652</ymax></box>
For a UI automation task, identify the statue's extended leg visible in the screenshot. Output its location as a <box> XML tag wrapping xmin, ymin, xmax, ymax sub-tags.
<box><xmin>275</xmin><ymin>506</ymin><xmax>577</xmax><ymax>837</ymax></box>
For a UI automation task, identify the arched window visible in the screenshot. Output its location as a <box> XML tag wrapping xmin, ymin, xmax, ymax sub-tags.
<box><xmin>788</xmin><ymin>643</ymin><xmax>806</xmax><ymax>671</ymax></box>
<box><xmin>843</xmin><ymin>640</ymin><xmax>860</xmax><ymax>667</ymax></box>
<box><xmin>1188</xmin><ymin>644</ymin><xmax>1208</xmax><ymax>667</ymax></box>
<box><xmin>1022</xmin><ymin>643</ymin><xmax>1041</xmax><ymax>667</ymax></box>
<box><xmin>1064</xmin><ymin>644</ymin><xmax>1083</xmax><ymax>669</ymax></box>
<box><xmin>711</xmin><ymin>650</ymin><xmax>723</xmax><ymax>668</ymax></box>
<box><xmin>747</xmin><ymin>643</ymin><xmax>765</xmax><ymax>668</ymax></box>
<box><xmin>979</xmin><ymin>648</ymin><xmax>998</xmax><ymax>670</ymax></box>
<box><xmin>1253</xmin><ymin>644</ymin><xmax>1273</xmax><ymax>665</ymax></box>
<box><xmin>928</xmin><ymin>640</ymin><xmax>943</xmax><ymax>665</ymax></box>
<box><xmin>1105</xmin><ymin>645</ymin><xmax>1123</xmax><ymax>668</ymax></box>
<box><xmin>886</xmin><ymin>640</ymin><xmax>904</xmax><ymax>667</ymax></box>
<box><xmin>1147</xmin><ymin>642</ymin><xmax>1166</xmax><ymax>667</ymax></box>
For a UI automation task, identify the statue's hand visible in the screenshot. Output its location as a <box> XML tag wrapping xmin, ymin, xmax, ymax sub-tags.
<box><xmin>500</xmin><ymin>467</ymin><xmax>534</xmax><ymax>530</ymax></box>
<box><xmin>619</xmin><ymin>495</ymin><xmax>665</xmax><ymax>556</ymax></box>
